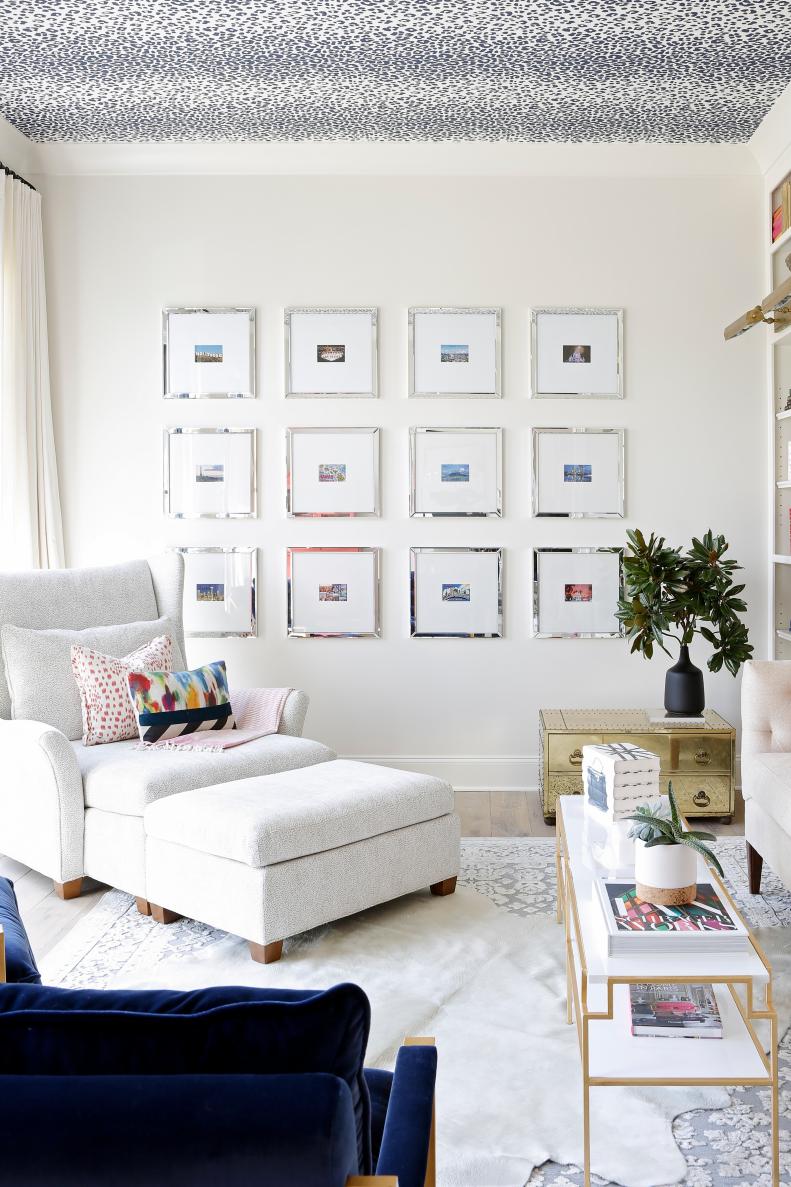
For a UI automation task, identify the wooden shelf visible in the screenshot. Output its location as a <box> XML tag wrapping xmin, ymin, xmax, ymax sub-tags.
<box><xmin>777</xmin><ymin>630</ymin><xmax>791</xmax><ymax>642</ymax></box>
<box><xmin>777</xmin><ymin>409</ymin><xmax>791</xmax><ymax>420</ymax></box>
<box><xmin>772</xmin><ymin>554</ymin><xmax>791</xmax><ymax>565</ymax></box>
<box><xmin>776</xmin><ymin>480</ymin><xmax>791</xmax><ymax>488</ymax></box>
<box><xmin>771</xmin><ymin>225</ymin><xmax>791</xmax><ymax>254</ymax></box>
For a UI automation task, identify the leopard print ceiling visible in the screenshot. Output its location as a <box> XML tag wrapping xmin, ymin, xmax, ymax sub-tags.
<box><xmin>0</xmin><ymin>0</ymin><xmax>787</xmax><ymax>143</ymax></box>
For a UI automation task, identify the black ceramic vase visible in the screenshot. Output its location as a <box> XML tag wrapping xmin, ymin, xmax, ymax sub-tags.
<box><xmin>664</xmin><ymin>644</ymin><xmax>705</xmax><ymax>716</ymax></box>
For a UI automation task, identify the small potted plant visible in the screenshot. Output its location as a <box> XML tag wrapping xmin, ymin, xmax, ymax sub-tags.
<box><xmin>625</xmin><ymin>784</ymin><xmax>723</xmax><ymax>906</ymax></box>
<box><xmin>616</xmin><ymin>528</ymin><xmax>753</xmax><ymax>716</ymax></box>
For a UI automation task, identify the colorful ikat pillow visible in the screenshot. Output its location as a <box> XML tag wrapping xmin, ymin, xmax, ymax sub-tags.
<box><xmin>127</xmin><ymin>659</ymin><xmax>236</xmax><ymax>745</ymax></box>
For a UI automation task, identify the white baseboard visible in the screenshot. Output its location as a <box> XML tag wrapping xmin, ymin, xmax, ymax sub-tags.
<box><xmin>338</xmin><ymin>754</ymin><xmax>742</xmax><ymax>796</ymax></box>
<box><xmin>338</xmin><ymin>755</ymin><xmax>539</xmax><ymax>792</ymax></box>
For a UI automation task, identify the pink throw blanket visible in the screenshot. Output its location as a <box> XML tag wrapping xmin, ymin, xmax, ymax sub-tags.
<box><xmin>138</xmin><ymin>687</ymin><xmax>293</xmax><ymax>752</ymax></box>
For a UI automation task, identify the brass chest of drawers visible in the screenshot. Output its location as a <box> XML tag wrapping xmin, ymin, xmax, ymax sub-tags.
<box><xmin>538</xmin><ymin>708</ymin><xmax>735</xmax><ymax>823</ymax></box>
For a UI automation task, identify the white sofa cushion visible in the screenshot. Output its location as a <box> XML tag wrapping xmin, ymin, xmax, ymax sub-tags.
<box><xmin>741</xmin><ymin>751</ymin><xmax>791</xmax><ymax>837</ymax></box>
<box><xmin>2</xmin><ymin>617</ymin><xmax>185</xmax><ymax>740</ymax></box>
<box><xmin>72</xmin><ymin>734</ymin><xmax>335</xmax><ymax>817</ymax></box>
<box><xmin>144</xmin><ymin>758</ymin><xmax>455</xmax><ymax>867</ymax></box>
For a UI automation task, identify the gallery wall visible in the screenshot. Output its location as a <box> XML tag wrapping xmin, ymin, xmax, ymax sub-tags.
<box><xmin>37</xmin><ymin>165</ymin><xmax>765</xmax><ymax>786</ymax></box>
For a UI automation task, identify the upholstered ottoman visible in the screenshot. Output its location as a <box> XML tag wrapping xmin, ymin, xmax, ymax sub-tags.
<box><xmin>143</xmin><ymin>758</ymin><xmax>461</xmax><ymax>963</ymax></box>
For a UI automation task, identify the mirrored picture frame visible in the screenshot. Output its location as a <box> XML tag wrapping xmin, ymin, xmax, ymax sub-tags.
<box><xmin>533</xmin><ymin>547</ymin><xmax>624</xmax><ymax>639</ymax></box>
<box><xmin>532</xmin><ymin>427</ymin><xmax>624</xmax><ymax>518</ymax></box>
<box><xmin>410</xmin><ymin>427</ymin><xmax>502</xmax><ymax>517</ymax></box>
<box><xmin>286</xmin><ymin>427</ymin><xmax>380</xmax><ymax>517</ymax></box>
<box><xmin>162</xmin><ymin>307</ymin><xmax>256</xmax><ymax>399</ymax></box>
<box><xmin>529</xmin><ymin>307</ymin><xmax>623</xmax><ymax>399</ymax></box>
<box><xmin>177</xmin><ymin>546</ymin><xmax>257</xmax><ymax>638</ymax></box>
<box><xmin>410</xmin><ymin>547</ymin><xmax>503</xmax><ymax>638</ymax></box>
<box><xmin>409</xmin><ymin>307</ymin><xmax>501</xmax><ymax>398</ymax></box>
<box><xmin>287</xmin><ymin>547</ymin><xmax>381</xmax><ymax>638</ymax></box>
<box><xmin>163</xmin><ymin>427</ymin><xmax>257</xmax><ymax>519</ymax></box>
<box><xmin>285</xmin><ymin>307</ymin><xmax>378</xmax><ymax>398</ymax></box>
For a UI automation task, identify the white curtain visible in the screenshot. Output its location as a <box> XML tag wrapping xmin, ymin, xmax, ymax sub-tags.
<box><xmin>0</xmin><ymin>171</ymin><xmax>64</xmax><ymax>569</ymax></box>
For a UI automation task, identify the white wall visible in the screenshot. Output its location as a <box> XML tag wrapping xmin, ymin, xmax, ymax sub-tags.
<box><xmin>37</xmin><ymin>165</ymin><xmax>765</xmax><ymax>785</ymax></box>
<box><xmin>0</xmin><ymin>113</ymin><xmax>37</xmax><ymax>177</ymax></box>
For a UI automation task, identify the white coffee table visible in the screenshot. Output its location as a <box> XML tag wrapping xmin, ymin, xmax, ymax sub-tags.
<box><xmin>556</xmin><ymin>795</ymin><xmax>779</xmax><ymax>1187</ymax></box>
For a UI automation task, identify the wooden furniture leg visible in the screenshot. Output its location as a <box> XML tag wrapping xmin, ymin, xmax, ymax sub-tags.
<box><xmin>135</xmin><ymin>897</ymin><xmax>152</xmax><ymax>916</ymax></box>
<box><xmin>747</xmin><ymin>842</ymin><xmax>764</xmax><ymax>894</ymax></box>
<box><xmin>150</xmin><ymin>904</ymin><xmax>181</xmax><ymax>924</ymax></box>
<box><xmin>430</xmin><ymin>876</ymin><xmax>456</xmax><ymax>897</ymax></box>
<box><xmin>53</xmin><ymin>878</ymin><xmax>83</xmax><ymax>900</ymax></box>
<box><xmin>346</xmin><ymin>1178</ymin><xmax>399</xmax><ymax>1185</ymax></box>
<box><xmin>249</xmin><ymin>939</ymin><xmax>283</xmax><ymax>964</ymax></box>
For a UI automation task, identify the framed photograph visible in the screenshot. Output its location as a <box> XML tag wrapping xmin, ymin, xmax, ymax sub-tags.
<box><xmin>409</xmin><ymin>307</ymin><xmax>501</xmax><ymax>398</ymax></box>
<box><xmin>163</xmin><ymin>307</ymin><xmax>255</xmax><ymax>399</ymax></box>
<box><xmin>532</xmin><ymin>427</ymin><xmax>624</xmax><ymax>518</ymax></box>
<box><xmin>177</xmin><ymin>547</ymin><xmax>257</xmax><ymax>637</ymax></box>
<box><xmin>410</xmin><ymin>547</ymin><xmax>502</xmax><ymax>638</ymax></box>
<box><xmin>163</xmin><ymin>428</ymin><xmax>256</xmax><ymax>519</ymax></box>
<box><xmin>286</xmin><ymin>427</ymin><xmax>380</xmax><ymax>517</ymax></box>
<box><xmin>287</xmin><ymin>547</ymin><xmax>380</xmax><ymax>637</ymax></box>
<box><xmin>533</xmin><ymin>547</ymin><xmax>624</xmax><ymax>638</ymax></box>
<box><xmin>285</xmin><ymin>307</ymin><xmax>377</xmax><ymax>398</ymax></box>
<box><xmin>410</xmin><ymin>427</ymin><xmax>502</xmax><ymax>517</ymax></box>
<box><xmin>529</xmin><ymin>307</ymin><xmax>623</xmax><ymax>399</ymax></box>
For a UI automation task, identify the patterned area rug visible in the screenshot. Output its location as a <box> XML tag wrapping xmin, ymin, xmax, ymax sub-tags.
<box><xmin>459</xmin><ymin>837</ymin><xmax>791</xmax><ymax>1187</ymax></box>
<box><xmin>39</xmin><ymin>836</ymin><xmax>790</xmax><ymax>1186</ymax></box>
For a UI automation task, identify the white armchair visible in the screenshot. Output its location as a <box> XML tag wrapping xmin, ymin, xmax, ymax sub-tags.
<box><xmin>0</xmin><ymin>555</ymin><xmax>332</xmax><ymax>902</ymax></box>
<box><xmin>740</xmin><ymin>660</ymin><xmax>791</xmax><ymax>894</ymax></box>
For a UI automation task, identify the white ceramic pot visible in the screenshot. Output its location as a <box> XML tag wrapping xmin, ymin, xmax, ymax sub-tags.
<box><xmin>634</xmin><ymin>839</ymin><xmax>697</xmax><ymax>905</ymax></box>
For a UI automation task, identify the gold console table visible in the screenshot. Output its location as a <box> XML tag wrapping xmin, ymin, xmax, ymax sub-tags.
<box><xmin>539</xmin><ymin>708</ymin><xmax>735</xmax><ymax>823</ymax></box>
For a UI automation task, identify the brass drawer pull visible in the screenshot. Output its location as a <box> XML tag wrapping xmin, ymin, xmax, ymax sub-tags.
<box><xmin>694</xmin><ymin>750</ymin><xmax>712</xmax><ymax>767</ymax></box>
<box><xmin>692</xmin><ymin>789</ymin><xmax>711</xmax><ymax>807</ymax></box>
<box><xmin>569</xmin><ymin>748</ymin><xmax>583</xmax><ymax>766</ymax></box>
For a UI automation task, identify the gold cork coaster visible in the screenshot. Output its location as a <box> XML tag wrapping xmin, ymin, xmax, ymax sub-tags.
<box><xmin>635</xmin><ymin>882</ymin><xmax>697</xmax><ymax>907</ymax></box>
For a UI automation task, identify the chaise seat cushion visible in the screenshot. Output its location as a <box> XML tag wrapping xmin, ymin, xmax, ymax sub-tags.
<box><xmin>72</xmin><ymin>735</ymin><xmax>336</xmax><ymax>817</ymax></box>
<box><xmin>144</xmin><ymin>759</ymin><xmax>455</xmax><ymax>867</ymax></box>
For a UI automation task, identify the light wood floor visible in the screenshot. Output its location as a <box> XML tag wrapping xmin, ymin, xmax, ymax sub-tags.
<box><xmin>454</xmin><ymin>788</ymin><xmax>746</xmax><ymax>839</ymax></box>
<box><xmin>2</xmin><ymin>789</ymin><xmax>746</xmax><ymax>963</ymax></box>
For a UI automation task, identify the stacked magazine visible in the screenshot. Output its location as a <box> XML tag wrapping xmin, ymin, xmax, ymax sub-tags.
<box><xmin>595</xmin><ymin>878</ymin><xmax>750</xmax><ymax>957</ymax></box>
<box><xmin>629</xmin><ymin>983</ymin><xmax>723</xmax><ymax>1039</ymax></box>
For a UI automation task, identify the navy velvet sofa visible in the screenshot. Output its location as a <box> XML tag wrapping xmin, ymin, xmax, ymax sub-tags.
<box><xmin>0</xmin><ymin>878</ymin><xmax>437</xmax><ymax>1187</ymax></box>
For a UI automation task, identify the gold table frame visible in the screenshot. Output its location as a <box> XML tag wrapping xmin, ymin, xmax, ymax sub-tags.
<box><xmin>555</xmin><ymin>797</ymin><xmax>779</xmax><ymax>1187</ymax></box>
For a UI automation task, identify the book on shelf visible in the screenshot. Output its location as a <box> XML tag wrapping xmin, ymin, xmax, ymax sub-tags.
<box><xmin>629</xmin><ymin>983</ymin><xmax>722</xmax><ymax>1039</ymax></box>
<box><xmin>595</xmin><ymin>878</ymin><xmax>750</xmax><ymax>956</ymax></box>
<box><xmin>772</xmin><ymin>177</ymin><xmax>791</xmax><ymax>242</ymax></box>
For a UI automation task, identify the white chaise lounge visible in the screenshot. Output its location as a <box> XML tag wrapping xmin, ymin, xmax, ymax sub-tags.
<box><xmin>0</xmin><ymin>555</ymin><xmax>333</xmax><ymax>900</ymax></box>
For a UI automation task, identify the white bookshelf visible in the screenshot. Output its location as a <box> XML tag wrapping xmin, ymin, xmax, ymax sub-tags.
<box><xmin>770</xmin><ymin>162</ymin><xmax>791</xmax><ymax>657</ymax></box>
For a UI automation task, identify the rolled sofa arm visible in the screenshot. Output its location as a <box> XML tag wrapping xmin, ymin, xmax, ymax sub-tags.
<box><xmin>741</xmin><ymin>660</ymin><xmax>791</xmax><ymax>760</ymax></box>
<box><xmin>278</xmin><ymin>690</ymin><xmax>309</xmax><ymax>738</ymax></box>
<box><xmin>0</xmin><ymin>720</ymin><xmax>84</xmax><ymax>882</ymax></box>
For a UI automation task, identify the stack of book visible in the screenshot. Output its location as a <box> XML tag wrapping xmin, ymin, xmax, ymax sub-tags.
<box><xmin>629</xmin><ymin>983</ymin><xmax>723</xmax><ymax>1039</ymax></box>
<box><xmin>595</xmin><ymin>878</ymin><xmax>749</xmax><ymax>957</ymax></box>
<box><xmin>772</xmin><ymin>176</ymin><xmax>791</xmax><ymax>241</ymax></box>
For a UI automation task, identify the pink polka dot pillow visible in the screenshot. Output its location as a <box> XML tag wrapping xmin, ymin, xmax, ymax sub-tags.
<box><xmin>71</xmin><ymin>634</ymin><xmax>174</xmax><ymax>746</ymax></box>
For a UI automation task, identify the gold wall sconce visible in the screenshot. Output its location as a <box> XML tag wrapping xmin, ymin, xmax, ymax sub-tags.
<box><xmin>725</xmin><ymin>255</ymin><xmax>791</xmax><ymax>340</ymax></box>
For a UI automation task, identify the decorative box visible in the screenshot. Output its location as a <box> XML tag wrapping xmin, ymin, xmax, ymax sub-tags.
<box><xmin>582</xmin><ymin>742</ymin><xmax>660</xmax><ymax>822</ymax></box>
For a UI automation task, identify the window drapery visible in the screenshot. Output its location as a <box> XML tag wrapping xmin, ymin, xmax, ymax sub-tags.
<box><xmin>0</xmin><ymin>171</ymin><xmax>63</xmax><ymax>569</ymax></box>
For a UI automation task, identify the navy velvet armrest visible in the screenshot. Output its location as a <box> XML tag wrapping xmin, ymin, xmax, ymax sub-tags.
<box><xmin>0</xmin><ymin>1073</ymin><xmax>359</xmax><ymax>1187</ymax></box>
<box><xmin>372</xmin><ymin>1043</ymin><xmax>438</xmax><ymax>1187</ymax></box>
<box><xmin>0</xmin><ymin>877</ymin><xmax>41</xmax><ymax>984</ymax></box>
